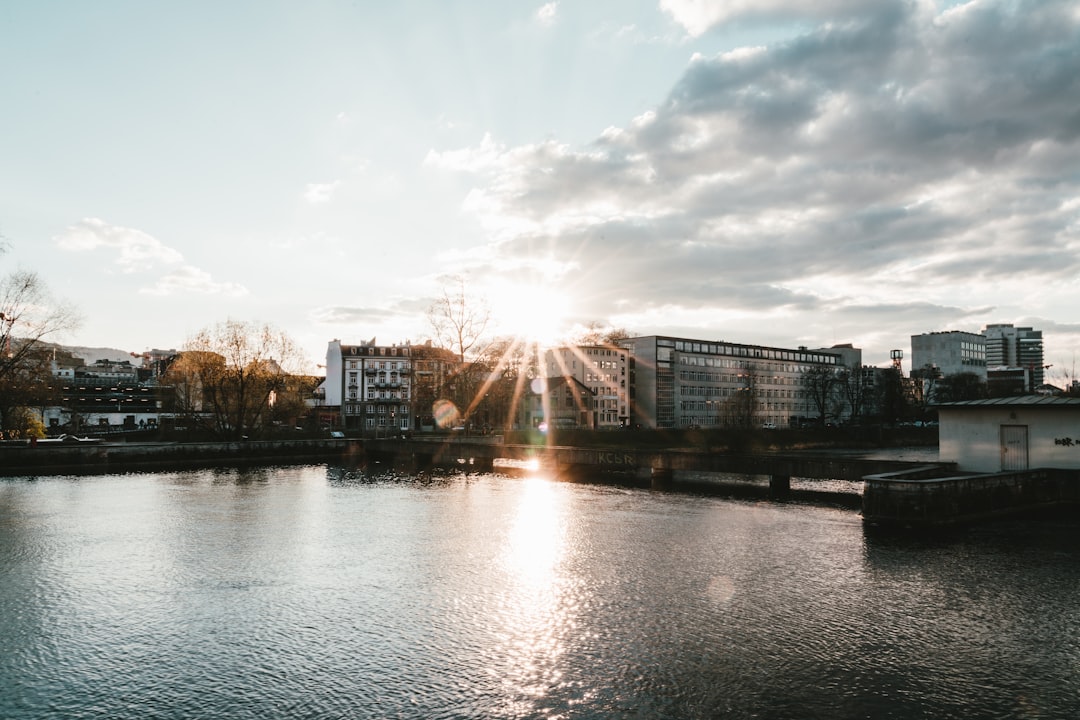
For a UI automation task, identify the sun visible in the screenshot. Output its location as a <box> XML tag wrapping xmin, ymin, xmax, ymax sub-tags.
<box><xmin>486</xmin><ymin>278</ymin><xmax>574</xmax><ymax>347</ymax></box>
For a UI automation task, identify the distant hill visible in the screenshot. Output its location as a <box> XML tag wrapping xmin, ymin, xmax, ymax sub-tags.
<box><xmin>39</xmin><ymin>342</ymin><xmax>140</xmax><ymax>367</ymax></box>
<box><xmin>65</xmin><ymin>346</ymin><xmax>141</xmax><ymax>365</ymax></box>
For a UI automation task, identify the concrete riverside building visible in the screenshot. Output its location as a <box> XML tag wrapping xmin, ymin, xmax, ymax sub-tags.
<box><xmin>321</xmin><ymin>339</ymin><xmax>412</xmax><ymax>434</ymax></box>
<box><xmin>937</xmin><ymin>396</ymin><xmax>1080</xmax><ymax>472</ymax></box>
<box><xmin>542</xmin><ymin>345</ymin><xmax>630</xmax><ymax>429</ymax></box>
<box><xmin>910</xmin><ymin>331</ymin><xmax>987</xmax><ymax>379</ymax></box>
<box><xmin>619</xmin><ymin>335</ymin><xmax>850</xmax><ymax>429</ymax></box>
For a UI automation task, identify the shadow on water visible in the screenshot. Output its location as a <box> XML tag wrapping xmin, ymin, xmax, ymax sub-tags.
<box><xmin>326</xmin><ymin>463</ymin><xmax>472</xmax><ymax>488</ymax></box>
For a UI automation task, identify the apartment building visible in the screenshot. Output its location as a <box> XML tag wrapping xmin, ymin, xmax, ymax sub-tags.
<box><xmin>542</xmin><ymin>345</ymin><xmax>630</xmax><ymax>429</ymax></box>
<box><xmin>322</xmin><ymin>339</ymin><xmax>412</xmax><ymax>434</ymax></box>
<box><xmin>619</xmin><ymin>335</ymin><xmax>848</xmax><ymax>429</ymax></box>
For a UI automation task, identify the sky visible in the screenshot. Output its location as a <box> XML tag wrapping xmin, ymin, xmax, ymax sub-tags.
<box><xmin>2</xmin><ymin>0</ymin><xmax>1079</xmax><ymax>379</ymax></box>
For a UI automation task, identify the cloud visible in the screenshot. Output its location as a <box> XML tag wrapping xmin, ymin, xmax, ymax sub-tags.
<box><xmin>55</xmin><ymin>217</ymin><xmax>184</xmax><ymax>272</ymax></box>
<box><xmin>424</xmin><ymin>133</ymin><xmax>505</xmax><ymax>173</ymax></box>
<box><xmin>311</xmin><ymin>297</ymin><xmax>429</xmax><ymax>325</ymax></box>
<box><xmin>139</xmin><ymin>266</ymin><xmax>248</xmax><ymax>297</ymax></box>
<box><xmin>55</xmin><ymin>217</ymin><xmax>248</xmax><ymax>297</ymax></box>
<box><xmin>303</xmin><ymin>180</ymin><xmax>341</xmax><ymax>204</ymax></box>
<box><xmin>660</xmin><ymin>0</ymin><xmax>874</xmax><ymax>36</ymax></box>
<box><xmin>426</xmin><ymin>0</ymin><xmax>1080</xmax><ymax>359</ymax></box>
<box><xmin>535</xmin><ymin>2</ymin><xmax>559</xmax><ymax>26</ymax></box>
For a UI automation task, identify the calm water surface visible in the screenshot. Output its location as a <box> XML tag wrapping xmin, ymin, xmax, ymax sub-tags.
<box><xmin>1</xmin><ymin>466</ymin><xmax>1078</xmax><ymax>719</ymax></box>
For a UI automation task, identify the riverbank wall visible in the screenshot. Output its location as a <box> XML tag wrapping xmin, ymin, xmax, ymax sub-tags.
<box><xmin>0</xmin><ymin>438</ymin><xmax>362</xmax><ymax>476</ymax></box>
<box><xmin>863</xmin><ymin>466</ymin><xmax>1080</xmax><ymax>528</ymax></box>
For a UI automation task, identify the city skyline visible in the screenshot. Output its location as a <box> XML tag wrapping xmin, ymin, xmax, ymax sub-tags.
<box><xmin>2</xmin><ymin>1</ymin><xmax>1079</xmax><ymax>378</ymax></box>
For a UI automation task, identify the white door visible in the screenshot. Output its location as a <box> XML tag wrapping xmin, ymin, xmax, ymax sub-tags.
<box><xmin>1000</xmin><ymin>425</ymin><xmax>1029</xmax><ymax>471</ymax></box>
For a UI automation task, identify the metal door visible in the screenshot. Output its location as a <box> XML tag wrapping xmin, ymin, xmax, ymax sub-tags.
<box><xmin>1000</xmin><ymin>425</ymin><xmax>1029</xmax><ymax>471</ymax></box>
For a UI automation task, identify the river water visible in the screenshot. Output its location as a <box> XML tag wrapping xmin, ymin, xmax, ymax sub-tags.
<box><xmin>1</xmin><ymin>465</ymin><xmax>1078</xmax><ymax>719</ymax></box>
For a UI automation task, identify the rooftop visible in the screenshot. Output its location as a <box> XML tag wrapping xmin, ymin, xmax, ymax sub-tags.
<box><xmin>935</xmin><ymin>395</ymin><xmax>1080</xmax><ymax>408</ymax></box>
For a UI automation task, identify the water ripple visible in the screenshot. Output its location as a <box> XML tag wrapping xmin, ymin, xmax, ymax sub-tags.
<box><xmin>1</xmin><ymin>471</ymin><xmax>1078</xmax><ymax>718</ymax></box>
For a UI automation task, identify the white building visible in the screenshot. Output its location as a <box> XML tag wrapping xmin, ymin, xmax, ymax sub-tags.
<box><xmin>937</xmin><ymin>396</ymin><xmax>1080</xmax><ymax>472</ymax></box>
<box><xmin>911</xmin><ymin>331</ymin><xmax>987</xmax><ymax>379</ymax></box>
<box><xmin>542</xmin><ymin>345</ymin><xmax>629</xmax><ymax>429</ymax></box>
<box><xmin>321</xmin><ymin>339</ymin><xmax>412</xmax><ymax>434</ymax></box>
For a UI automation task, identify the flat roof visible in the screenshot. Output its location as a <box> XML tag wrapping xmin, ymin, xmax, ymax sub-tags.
<box><xmin>935</xmin><ymin>395</ymin><xmax>1080</xmax><ymax>408</ymax></box>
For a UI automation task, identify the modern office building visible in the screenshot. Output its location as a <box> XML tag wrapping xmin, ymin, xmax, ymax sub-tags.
<box><xmin>619</xmin><ymin>335</ymin><xmax>849</xmax><ymax>429</ymax></box>
<box><xmin>982</xmin><ymin>324</ymin><xmax>1046</xmax><ymax>388</ymax></box>
<box><xmin>910</xmin><ymin>331</ymin><xmax>987</xmax><ymax>379</ymax></box>
<box><xmin>542</xmin><ymin>345</ymin><xmax>630</xmax><ymax>429</ymax></box>
<box><xmin>321</xmin><ymin>339</ymin><xmax>412</xmax><ymax>434</ymax></box>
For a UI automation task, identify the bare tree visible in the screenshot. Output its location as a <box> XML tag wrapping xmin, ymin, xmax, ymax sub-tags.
<box><xmin>164</xmin><ymin>320</ymin><xmax>308</xmax><ymax>439</ymax></box>
<box><xmin>718</xmin><ymin>362</ymin><xmax>759</xmax><ymax>428</ymax></box>
<box><xmin>0</xmin><ymin>343</ymin><xmax>56</xmax><ymax>438</ymax></box>
<box><xmin>0</xmin><ymin>269</ymin><xmax>79</xmax><ymax>434</ymax></box>
<box><xmin>0</xmin><ymin>270</ymin><xmax>79</xmax><ymax>387</ymax></box>
<box><xmin>572</xmin><ymin>321</ymin><xmax>634</xmax><ymax>346</ymax></box>
<box><xmin>800</xmin><ymin>365</ymin><xmax>843</xmax><ymax>425</ymax></box>
<box><xmin>838</xmin><ymin>366</ymin><xmax>871</xmax><ymax>424</ymax></box>
<box><xmin>427</xmin><ymin>275</ymin><xmax>490</xmax><ymax>362</ymax></box>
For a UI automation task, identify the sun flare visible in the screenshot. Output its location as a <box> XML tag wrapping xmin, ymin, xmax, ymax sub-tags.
<box><xmin>487</xmin><ymin>278</ymin><xmax>574</xmax><ymax>347</ymax></box>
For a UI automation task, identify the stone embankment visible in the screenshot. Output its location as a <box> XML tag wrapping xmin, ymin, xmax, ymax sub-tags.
<box><xmin>0</xmin><ymin>438</ymin><xmax>361</xmax><ymax>476</ymax></box>
<box><xmin>862</xmin><ymin>465</ymin><xmax>1080</xmax><ymax>528</ymax></box>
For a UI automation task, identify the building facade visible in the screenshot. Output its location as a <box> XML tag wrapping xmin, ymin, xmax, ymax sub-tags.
<box><xmin>982</xmin><ymin>324</ymin><xmax>1046</xmax><ymax>388</ymax></box>
<box><xmin>321</xmin><ymin>339</ymin><xmax>412</xmax><ymax>434</ymax></box>
<box><xmin>911</xmin><ymin>331</ymin><xmax>987</xmax><ymax>379</ymax></box>
<box><xmin>45</xmin><ymin>356</ymin><xmax>162</xmax><ymax>431</ymax></box>
<box><xmin>410</xmin><ymin>341</ymin><xmax>462</xmax><ymax>431</ymax></box>
<box><xmin>542</xmin><ymin>345</ymin><xmax>629</xmax><ymax>429</ymax></box>
<box><xmin>619</xmin><ymin>336</ymin><xmax>847</xmax><ymax>429</ymax></box>
<box><xmin>519</xmin><ymin>376</ymin><xmax>595</xmax><ymax>430</ymax></box>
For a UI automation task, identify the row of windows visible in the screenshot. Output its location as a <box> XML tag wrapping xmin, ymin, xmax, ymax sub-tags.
<box><xmin>346</xmin><ymin>360</ymin><xmax>409</xmax><ymax>370</ymax></box>
<box><xmin>678</xmin><ymin>356</ymin><xmax>831</xmax><ymax>374</ymax></box>
<box><xmin>345</xmin><ymin>346</ymin><xmax>410</xmax><ymax>357</ymax></box>
<box><xmin>658</xmin><ymin>338</ymin><xmax>838</xmax><ymax>365</ymax></box>
<box><xmin>678</xmin><ymin>386</ymin><xmax>804</xmax><ymax>400</ymax></box>
<box><xmin>678</xmin><ymin>370</ymin><xmax>805</xmax><ymax>386</ymax></box>
<box><xmin>680</xmin><ymin>400</ymin><xmax>812</xmax><ymax>413</ymax></box>
<box><xmin>365</xmin><ymin>418</ymin><xmax>411</xmax><ymax>428</ymax></box>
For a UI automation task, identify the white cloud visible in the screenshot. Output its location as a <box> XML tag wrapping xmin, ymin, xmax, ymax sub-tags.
<box><xmin>303</xmin><ymin>180</ymin><xmax>341</xmax><ymax>204</ymax></box>
<box><xmin>536</xmin><ymin>2</ymin><xmax>559</xmax><ymax>26</ymax></box>
<box><xmin>139</xmin><ymin>266</ymin><xmax>248</xmax><ymax>297</ymax></box>
<box><xmin>55</xmin><ymin>217</ymin><xmax>183</xmax><ymax>273</ymax></box>
<box><xmin>659</xmin><ymin>0</ymin><xmax>872</xmax><ymax>36</ymax></box>
<box><xmin>423</xmin><ymin>132</ymin><xmax>505</xmax><ymax>173</ymax></box>
<box><xmin>54</xmin><ymin>217</ymin><xmax>250</xmax><ymax>298</ymax></box>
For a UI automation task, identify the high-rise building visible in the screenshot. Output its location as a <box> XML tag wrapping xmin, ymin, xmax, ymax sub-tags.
<box><xmin>619</xmin><ymin>335</ymin><xmax>849</xmax><ymax>429</ymax></box>
<box><xmin>982</xmin><ymin>324</ymin><xmax>1045</xmax><ymax>388</ymax></box>
<box><xmin>910</xmin><ymin>331</ymin><xmax>987</xmax><ymax>379</ymax></box>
